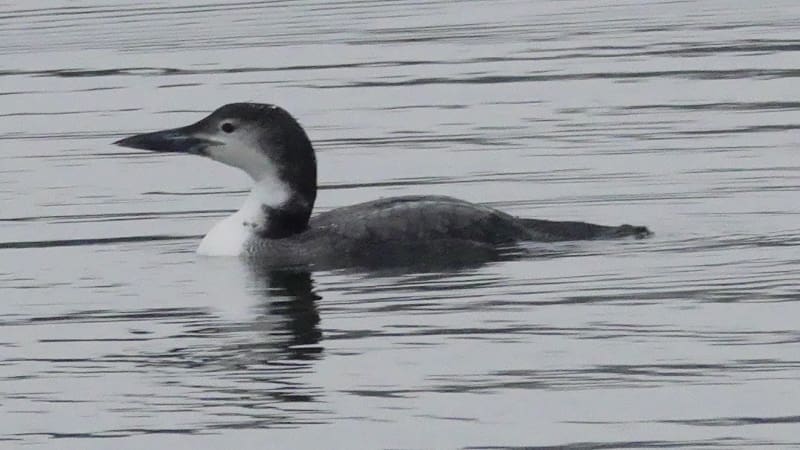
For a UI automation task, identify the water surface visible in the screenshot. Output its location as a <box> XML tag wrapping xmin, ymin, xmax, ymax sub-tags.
<box><xmin>2</xmin><ymin>1</ymin><xmax>800</xmax><ymax>448</ymax></box>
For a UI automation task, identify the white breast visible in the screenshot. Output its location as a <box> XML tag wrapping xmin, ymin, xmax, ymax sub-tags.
<box><xmin>196</xmin><ymin>211</ymin><xmax>253</xmax><ymax>256</ymax></box>
<box><xmin>196</xmin><ymin>176</ymin><xmax>290</xmax><ymax>256</ymax></box>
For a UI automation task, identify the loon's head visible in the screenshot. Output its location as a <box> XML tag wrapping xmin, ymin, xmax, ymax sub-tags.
<box><xmin>114</xmin><ymin>103</ymin><xmax>317</xmax><ymax>203</ymax></box>
<box><xmin>114</xmin><ymin>103</ymin><xmax>317</xmax><ymax>215</ymax></box>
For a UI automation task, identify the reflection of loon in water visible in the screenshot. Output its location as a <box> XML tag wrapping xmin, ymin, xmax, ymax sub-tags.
<box><xmin>256</xmin><ymin>267</ymin><xmax>322</xmax><ymax>361</ymax></box>
<box><xmin>115</xmin><ymin>103</ymin><xmax>650</xmax><ymax>268</ymax></box>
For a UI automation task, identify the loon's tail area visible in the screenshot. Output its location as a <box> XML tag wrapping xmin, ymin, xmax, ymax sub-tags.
<box><xmin>519</xmin><ymin>218</ymin><xmax>652</xmax><ymax>241</ymax></box>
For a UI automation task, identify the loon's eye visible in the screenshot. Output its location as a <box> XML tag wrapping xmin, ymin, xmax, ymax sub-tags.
<box><xmin>221</xmin><ymin>122</ymin><xmax>236</xmax><ymax>133</ymax></box>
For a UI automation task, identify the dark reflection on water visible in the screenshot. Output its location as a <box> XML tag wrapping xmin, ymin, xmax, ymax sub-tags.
<box><xmin>135</xmin><ymin>267</ymin><xmax>324</xmax><ymax>370</ymax></box>
<box><xmin>250</xmin><ymin>267</ymin><xmax>323</xmax><ymax>361</ymax></box>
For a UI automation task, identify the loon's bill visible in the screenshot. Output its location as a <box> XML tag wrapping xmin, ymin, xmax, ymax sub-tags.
<box><xmin>114</xmin><ymin>103</ymin><xmax>650</xmax><ymax>268</ymax></box>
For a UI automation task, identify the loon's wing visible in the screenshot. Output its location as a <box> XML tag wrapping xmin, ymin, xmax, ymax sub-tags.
<box><xmin>307</xmin><ymin>195</ymin><xmax>532</xmax><ymax>245</ymax></box>
<box><xmin>307</xmin><ymin>195</ymin><xmax>649</xmax><ymax>244</ymax></box>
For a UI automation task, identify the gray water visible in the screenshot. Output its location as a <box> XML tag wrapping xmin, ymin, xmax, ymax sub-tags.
<box><xmin>2</xmin><ymin>1</ymin><xmax>800</xmax><ymax>448</ymax></box>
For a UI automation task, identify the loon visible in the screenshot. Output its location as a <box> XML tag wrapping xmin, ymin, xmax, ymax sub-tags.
<box><xmin>114</xmin><ymin>103</ymin><xmax>650</xmax><ymax>267</ymax></box>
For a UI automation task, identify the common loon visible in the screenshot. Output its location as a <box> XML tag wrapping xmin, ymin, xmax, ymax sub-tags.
<box><xmin>115</xmin><ymin>103</ymin><xmax>650</xmax><ymax>267</ymax></box>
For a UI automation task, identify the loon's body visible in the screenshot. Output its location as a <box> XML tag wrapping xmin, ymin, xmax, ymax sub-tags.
<box><xmin>115</xmin><ymin>103</ymin><xmax>649</xmax><ymax>268</ymax></box>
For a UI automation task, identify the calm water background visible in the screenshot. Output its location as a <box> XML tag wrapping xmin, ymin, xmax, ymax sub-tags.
<box><xmin>1</xmin><ymin>1</ymin><xmax>799</xmax><ymax>448</ymax></box>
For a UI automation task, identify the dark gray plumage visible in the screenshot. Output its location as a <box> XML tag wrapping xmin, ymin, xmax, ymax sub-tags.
<box><xmin>244</xmin><ymin>195</ymin><xmax>649</xmax><ymax>267</ymax></box>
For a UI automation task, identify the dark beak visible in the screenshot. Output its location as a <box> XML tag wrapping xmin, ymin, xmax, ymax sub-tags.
<box><xmin>113</xmin><ymin>125</ymin><xmax>219</xmax><ymax>155</ymax></box>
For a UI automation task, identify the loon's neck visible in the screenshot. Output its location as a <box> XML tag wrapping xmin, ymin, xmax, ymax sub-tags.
<box><xmin>197</xmin><ymin>176</ymin><xmax>312</xmax><ymax>256</ymax></box>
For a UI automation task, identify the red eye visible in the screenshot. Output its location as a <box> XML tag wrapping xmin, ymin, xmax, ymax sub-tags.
<box><xmin>221</xmin><ymin>122</ymin><xmax>235</xmax><ymax>133</ymax></box>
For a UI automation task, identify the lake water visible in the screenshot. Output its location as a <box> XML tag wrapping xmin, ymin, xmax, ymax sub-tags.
<box><xmin>2</xmin><ymin>0</ymin><xmax>799</xmax><ymax>448</ymax></box>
